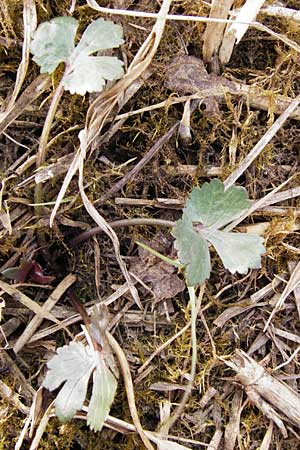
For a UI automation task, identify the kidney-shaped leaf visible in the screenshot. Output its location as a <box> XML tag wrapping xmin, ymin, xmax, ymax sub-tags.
<box><xmin>43</xmin><ymin>341</ymin><xmax>95</xmax><ymax>422</ymax></box>
<box><xmin>184</xmin><ymin>179</ymin><xmax>250</xmax><ymax>229</ymax></box>
<box><xmin>172</xmin><ymin>214</ymin><xmax>211</xmax><ymax>286</ymax></box>
<box><xmin>30</xmin><ymin>16</ymin><xmax>78</xmax><ymax>73</ymax></box>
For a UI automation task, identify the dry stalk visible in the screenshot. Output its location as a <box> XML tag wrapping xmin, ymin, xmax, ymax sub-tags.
<box><xmin>0</xmin><ymin>74</ymin><xmax>50</xmax><ymax>135</ymax></box>
<box><xmin>13</xmin><ymin>274</ymin><xmax>76</xmax><ymax>353</ymax></box>
<box><xmin>224</xmin><ymin>97</ymin><xmax>300</xmax><ymax>189</ymax></box>
<box><xmin>4</xmin><ymin>0</ymin><xmax>36</xmax><ymax>111</ymax></box>
<box><xmin>259</xmin><ymin>421</ymin><xmax>274</xmax><ymax>450</ymax></box>
<box><xmin>224</xmin><ymin>350</ymin><xmax>300</xmax><ymax>437</ymax></box>
<box><xmin>107</xmin><ymin>332</ymin><xmax>155</xmax><ymax>450</ymax></box>
<box><xmin>0</xmin><ymin>280</ymin><xmax>73</xmax><ymax>338</ymax></box>
<box><xmin>85</xmin><ymin>0</ymin><xmax>300</xmax><ymax>54</ymax></box>
<box><xmin>202</xmin><ymin>0</ymin><xmax>234</xmax><ymax>64</ymax></box>
<box><xmin>94</xmin><ymin>123</ymin><xmax>179</xmax><ymax>205</ymax></box>
<box><xmin>262</xmin><ymin>5</ymin><xmax>300</xmax><ymax>22</ymax></box>
<box><xmin>219</xmin><ymin>0</ymin><xmax>266</xmax><ymax>64</ymax></box>
<box><xmin>158</xmin><ymin>285</ymin><xmax>206</xmax><ymax>432</ymax></box>
<box><xmin>264</xmin><ymin>261</ymin><xmax>300</xmax><ymax>331</ymax></box>
<box><xmin>0</xmin><ymin>380</ymin><xmax>30</xmax><ymax>415</ymax></box>
<box><xmin>224</xmin><ymin>389</ymin><xmax>244</xmax><ymax>450</ymax></box>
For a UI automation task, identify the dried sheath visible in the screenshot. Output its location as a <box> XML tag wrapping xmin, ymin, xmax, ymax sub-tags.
<box><xmin>226</xmin><ymin>350</ymin><xmax>300</xmax><ymax>437</ymax></box>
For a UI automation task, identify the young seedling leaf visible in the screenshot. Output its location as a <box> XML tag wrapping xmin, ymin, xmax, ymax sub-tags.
<box><xmin>204</xmin><ymin>229</ymin><xmax>265</xmax><ymax>274</ymax></box>
<box><xmin>172</xmin><ymin>179</ymin><xmax>265</xmax><ymax>286</ymax></box>
<box><xmin>31</xmin><ymin>17</ymin><xmax>124</xmax><ymax>95</ymax></box>
<box><xmin>87</xmin><ymin>353</ymin><xmax>118</xmax><ymax>431</ymax></box>
<box><xmin>30</xmin><ymin>17</ymin><xmax>78</xmax><ymax>73</ymax></box>
<box><xmin>43</xmin><ymin>320</ymin><xmax>118</xmax><ymax>430</ymax></box>
<box><xmin>172</xmin><ymin>214</ymin><xmax>210</xmax><ymax>286</ymax></box>
<box><xmin>63</xmin><ymin>55</ymin><xmax>124</xmax><ymax>96</ymax></box>
<box><xmin>43</xmin><ymin>341</ymin><xmax>95</xmax><ymax>422</ymax></box>
<box><xmin>184</xmin><ymin>178</ymin><xmax>250</xmax><ymax>229</ymax></box>
<box><xmin>74</xmin><ymin>18</ymin><xmax>124</xmax><ymax>56</ymax></box>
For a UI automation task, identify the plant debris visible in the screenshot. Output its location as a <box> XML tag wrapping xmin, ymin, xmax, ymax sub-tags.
<box><xmin>1</xmin><ymin>1</ymin><xmax>300</xmax><ymax>449</ymax></box>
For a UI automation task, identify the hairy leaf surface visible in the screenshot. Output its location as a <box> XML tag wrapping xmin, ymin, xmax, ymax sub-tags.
<box><xmin>31</xmin><ymin>17</ymin><xmax>124</xmax><ymax>95</ymax></box>
<box><xmin>172</xmin><ymin>214</ymin><xmax>210</xmax><ymax>286</ymax></box>
<box><xmin>30</xmin><ymin>17</ymin><xmax>78</xmax><ymax>73</ymax></box>
<box><xmin>63</xmin><ymin>55</ymin><xmax>124</xmax><ymax>95</ymax></box>
<box><xmin>43</xmin><ymin>339</ymin><xmax>118</xmax><ymax>429</ymax></box>
<box><xmin>87</xmin><ymin>354</ymin><xmax>118</xmax><ymax>431</ymax></box>
<box><xmin>43</xmin><ymin>341</ymin><xmax>95</xmax><ymax>421</ymax></box>
<box><xmin>184</xmin><ymin>178</ymin><xmax>250</xmax><ymax>229</ymax></box>
<box><xmin>173</xmin><ymin>180</ymin><xmax>265</xmax><ymax>286</ymax></box>
<box><xmin>204</xmin><ymin>229</ymin><xmax>265</xmax><ymax>274</ymax></box>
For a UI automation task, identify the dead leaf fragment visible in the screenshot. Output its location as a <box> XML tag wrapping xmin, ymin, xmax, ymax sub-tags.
<box><xmin>130</xmin><ymin>233</ymin><xmax>185</xmax><ymax>303</ymax></box>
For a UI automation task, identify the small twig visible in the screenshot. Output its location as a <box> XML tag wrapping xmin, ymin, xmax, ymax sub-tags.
<box><xmin>0</xmin><ymin>74</ymin><xmax>50</xmax><ymax>135</ymax></box>
<box><xmin>34</xmin><ymin>80</ymin><xmax>65</xmax><ymax>215</ymax></box>
<box><xmin>199</xmin><ymin>306</ymin><xmax>217</xmax><ymax>359</ymax></box>
<box><xmin>94</xmin><ymin>123</ymin><xmax>179</xmax><ymax>205</ymax></box>
<box><xmin>0</xmin><ymin>380</ymin><xmax>30</xmax><ymax>415</ymax></box>
<box><xmin>224</xmin><ymin>96</ymin><xmax>300</xmax><ymax>189</ymax></box>
<box><xmin>69</xmin><ymin>218</ymin><xmax>175</xmax><ymax>247</ymax></box>
<box><xmin>159</xmin><ymin>285</ymin><xmax>205</xmax><ymax>431</ymax></box>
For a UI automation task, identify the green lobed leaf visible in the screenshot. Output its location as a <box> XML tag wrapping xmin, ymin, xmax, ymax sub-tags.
<box><xmin>204</xmin><ymin>229</ymin><xmax>265</xmax><ymax>274</ymax></box>
<box><xmin>172</xmin><ymin>180</ymin><xmax>265</xmax><ymax>285</ymax></box>
<box><xmin>172</xmin><ymin>214</ymin><xmax>211</xmax><ymax>286</ymax></box>
<box><xmin>87</xmin><ymin>353</ymin><xmax>118</xmax><ymax>432</ymax></box>
<box><xmin>43</xmin><ymin>341</ymin><xmax>95</xmax><ymax>422</ymax></box>
<box><xmin>30</xmin><ymin>17</ymin><xmax>78</xmax><ymax>73</ymax></box>
<box><xmin>184</xmin><ymin>179</ymin><xmax>250</xmax><ymax>230</ymax></box>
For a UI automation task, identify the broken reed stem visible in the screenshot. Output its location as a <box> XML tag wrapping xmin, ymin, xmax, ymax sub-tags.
<box><xmin>224</xmin><ymin>96</ymin><xmax>300</xmax><ymax>189</ymax></box>
<box><xmin>34</xmin><ymin>80</ymin><xmax>65</xmax><ymax>216</ymax></box>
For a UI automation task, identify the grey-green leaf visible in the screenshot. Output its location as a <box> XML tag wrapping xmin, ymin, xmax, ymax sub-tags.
<box><xmin>31</xmin><ymin>17</ymin><xmax>124</xmax><ymax>95</ymax></box>
<box><xmin>63</xmin><ymin>55</ymin><xmax>124</xmax><ymax>95</ymax></box>
<box><xmin>185</xmin><ymin>179</ymin><xmax>250</xmax><ymax>229</ymax></box>
<box><xmin>87</xmin><ymin>353</ymin><xmax>118</xmax><ymax>432</ymax></box>
<box><xmin>54</xmin><ymin>368</ymin><xmax>93</xmax><ymax>422</ymax></box>
<box><xmin>43</xmin><ymin>341</ymin><xmax>95</xmax><ymax>422</ymax></box>
<box><xmin>74</xmin><ymin>18</ymin><xmax>124</xmax><ymax>57</ymax></box>
<box><xmin>30</xmin><ymin>17</ymin><xmax>78</xmax><ymax>73</ymax></box>
<box><xmin>205</xmin><ymin>229</ymin><xmax>265</xmax><ymax>274</ymax></box>
<box><xmin>172</xmin><ymin>214</ymin><xmax>211</xmax><ymax>286</ymax></box>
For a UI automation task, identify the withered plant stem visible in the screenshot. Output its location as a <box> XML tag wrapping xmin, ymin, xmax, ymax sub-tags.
<box><xmin>158</xmin><ymin>285</ymin><xmax>205</xmax><ymax>432</ymax></box>
<box><xmin>107</xmin><ymin>332</ymin><xmax>155</xmax><ymax>450</ymax></box>
<box><xmin>34</xmin><ymin>80</ymin><xmax>65</xmax><ymax>217</ymax></box>
<box><xmin>94</xmin><ymin>123</ymin><xmax>179</xmax><ymax>205</ymax></box>
<box><xmin>69</xmin><ymin>218</ymin><xmax>175</xmax><ymax>247</ymax></box>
